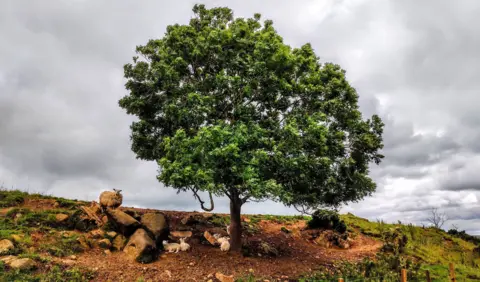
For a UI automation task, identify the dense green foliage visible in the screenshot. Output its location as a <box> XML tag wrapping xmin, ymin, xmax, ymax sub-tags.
<box><xmin>307</xmin><ymin>209</ymin><xmax>347</xmax><ymax>233</ymax></box>
<box><xmin>119</xmin><ymin>4</ymin><xmax>384</xmax><ymax>213</ymax></box>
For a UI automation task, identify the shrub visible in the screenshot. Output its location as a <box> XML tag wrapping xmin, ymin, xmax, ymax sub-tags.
<box><xmin>308</xmin><ymin>209</ymin><xmax>347</xmax><ymax>234</ymax></box>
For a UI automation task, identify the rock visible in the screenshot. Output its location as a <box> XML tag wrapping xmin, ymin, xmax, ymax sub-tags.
<box><xmin>0</xmin><ymin>239</ymin><xmax>14</xmax><ymax>255</ymax></box>
<box><xmin>170</xmin><ymin>231</ymin><xmax>193</xmax><ymax>238</ymax></box>
<box><xmin>141</xmin><ymin>213</ymin><xmax>169</xmax><ymax>247</ymax></box>
<box><xmin>55</xmin><ymin>213</ymin><xmax>69</xmax><ymax>223</ymax></box>
<box><xmin>61</xmin><ymin>259</ymin><xmax>77</xmax><ymax>266</ymax></box>
<box><xmin>106</xmin><ymin>231</ymin><xmax>117</xmax><ymax>239</ymax></box>
<box><xmin>11</xmin><ymin>234</ymin><xmax>24</xmax><ymax>243</ymax></box>
<box><xmin>99</xmin><ymin>190</ymin><xmax>123</xmax><ymax>209</ymax></box>
<box><xmin>70</xmin><ymin>255</ymin><xmax>77</xmax><ymax>260</ymax></box>
<box><xmin>77</xmin><ymin>236</ymin><xmax>91</xmax><ymax>250</ymax></box>
<box><xmin>104</xmin><ymin>249</ymin><xmax>112</xmax><ymax>255</ymax></box>
<box><xmin>98</xmin><ymin>239</ymin><xmax>112</xmax><ymax>249</ymax></box>
<box><xmin>123</xmin><ymin>228</ymin><xmax>156</xmax><ymax>263</ymax></box>
<box><xmin>338</xmin><ymin>239</ymin><xmax>350</xmax><ymax>249</ymax></box>
<box><xmin>112</xmin><ymin>234</ymin><xmax>127</xmax><ymax>251</ymax></box>
<box><xmin>53</xmin><ymin>201</ymin><xmax>60</xmax><ymax>208</ymax></box>
<box><xmin>0</xmin><ymin>255</ymin><xmax>17</xmax><ymax>264</ymax></box>
<box><xmin>181</xmin><ymin>214</ymin><xmax>207</xmax><ymax>225</ymax></box>
<box><xmin>106</xmin><ymin>208</ymin><xmax>141</xmax><ymax>236</ymax></box>
<box><xmin>60</xmin><ymin>231</ymin><xmax>77</xmax><ymax>238</ymax></box>
<box><xmin>102</xmin><ymin>215</ymin><xmax>108</xmax><ymax>224</ymax></box>
<box><xmin>90</xmin><ymin>229</ymin><xmax>106</xmax><ymax>239</ymax></box>
<box><xmin>203</xmin><ymin>231</ymin><xmax>218</xmax><ymax>246</ymax></box>
<box><xmin>10</xmin><ymin>258</ymin><xmax>36</xmax><ymax>270</ymax></box>
<box><xmin>215</xmin><ymin>272</ymin><xmax>234</xmax><ymax>282</ymax></box>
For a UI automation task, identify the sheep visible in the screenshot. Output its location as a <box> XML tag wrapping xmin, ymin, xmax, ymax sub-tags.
<box><xmin>179</xmin><ymin>237</ymin><xmax>190</xmax><ymax>252</ymax></box>
<box><xmin>220</xmin><ymin>240</ymin><xmax>230</xmax><ymax>252</ymax></box>
<box><xmin>217</xmin><ymin>236</ymin><xmax>229</xmax><ymax>244</ymax></box>
<box><xmin>162</xmin><ymin>240</ymin><xmax>181</xmax><ymax>253</ymax></box>
<box><xmin>99</xmin><ymin>189</ymin><xmax>123</xmax><ymax>210</ymax></box>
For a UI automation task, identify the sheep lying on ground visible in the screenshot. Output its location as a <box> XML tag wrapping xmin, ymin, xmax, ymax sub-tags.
<box><xmin>220</xmin><ymin>240</ymin><xmax>230</xmax><ymax>252</ymax></box>
<box><xmin>213</xmin><ymin>235</ymin><xmax>231</xmax><ymax>252</ymax></box>
<box><xmin>99</xmin><ymin>189</ymin><xmax>123</xmax><ymax>210</ymax></box>
<box><xmin>162</xmin><ymin>241</ymin><xmax>181</xmax><ymax>253</ymax></box>
<box><xmin>179</xmin><ymin>238</ymin><xmax>190</xmax><ymax>252</ymax></box>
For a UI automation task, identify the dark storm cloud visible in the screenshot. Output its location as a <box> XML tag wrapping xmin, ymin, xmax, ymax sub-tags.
<box><xmin>1</xmin><ymin>0</ymin><xmax>480</xmax><ymax>233</ymax></box>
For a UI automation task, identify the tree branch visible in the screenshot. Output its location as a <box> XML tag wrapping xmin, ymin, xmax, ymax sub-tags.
<box><xmin>293</xmin><ymin>204</ymin><xmax>315</xmax><ymax>215</ymax></box>
<box><xmin>191</xmin><ymin>188</ymin><xmax>215</xmax><ymax>212</ymax></box>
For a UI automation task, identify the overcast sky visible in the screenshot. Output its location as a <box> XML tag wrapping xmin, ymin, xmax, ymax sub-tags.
<box><xmin>1</xmin><ymin>0</ymin><xmax>479</xmax><ymax>234</ymax></box>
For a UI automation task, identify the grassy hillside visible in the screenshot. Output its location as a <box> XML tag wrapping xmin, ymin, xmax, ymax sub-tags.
<box><xmin>0</xmin><ymin>189</ymin><xmax>479</xmax><ymax>282</ymax></box>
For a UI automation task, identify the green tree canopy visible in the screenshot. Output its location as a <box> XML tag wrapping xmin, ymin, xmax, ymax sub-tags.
<box><xmin>119</xmin><ymin>4</ymin><xmax>384</xmax><ymax>251</ymax></box>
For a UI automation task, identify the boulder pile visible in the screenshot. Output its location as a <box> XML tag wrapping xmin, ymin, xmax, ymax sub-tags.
<box><xmin>77</xmin><ymin>189</ymin><xmax>188</xmax><ymax>263</ymax></box>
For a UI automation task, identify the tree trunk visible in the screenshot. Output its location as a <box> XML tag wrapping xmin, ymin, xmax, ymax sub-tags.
<box><xmin>229</xmin><ymin>197</ymin><xmax>243</xmax><ymax>252</ymax></box>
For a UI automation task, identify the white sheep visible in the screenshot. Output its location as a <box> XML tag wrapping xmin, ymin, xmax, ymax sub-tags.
<box><xmin>220</xmin><ymin>240</ymin><xmax>230</xmax><ymax>252</ymax></box>
<box><xmin>179</xmin><ymin>237</ymin><xmax>190</xmax><ymax>252</ymax></box>
<box><xmin>217</xmin><ymin>236</ymin><xmax>229</xmax><ymax>244</ymax></box>
<box><xmin>162</xmin><ymin>240</ymin><xmax>181</xmax><ymax>253</ymax></box>
<box><xmin>99</xmin><ymin>189</ymin><xmax>123</xmax><ymax>210</ymax></box>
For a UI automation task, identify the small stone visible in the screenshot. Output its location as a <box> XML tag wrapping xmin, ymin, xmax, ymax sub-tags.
<box><xmin>53</xmin><ymin>201</ymin><xmax>60</xmax><ymax>208</ymax></box>
<box><xmin>170</xmin><ymin>231</ymin><xmax>193</xmax><ymax>238</ymax></box>
<box><xmin>0</xmin><ymin>239</ymin><xmax>15</xmax><ymax>255</ymax></box>
<box><xmin>189</xmin><ymin>262</ymin><xmax>195</xmax><ymax>266</ymax></box>
<box><xmin>207</xmin><ymin>273</ymin><xmax>213</xmax><ymax>278</ymax></box>
<box><xmin>164</xmin><ymin>270</ymin><xmax>172</xmax><ymax>278</ymax></box>
<box><xmin>106</xmin><ymin>231</ymin><xmax>117</xmax><ymax>238</ymax></box>
<box><xmin>77</xmin><ymin>236</ymin><xmax>90</xmax><ymax>250</ymax></box>
<box><xmin>104</xmin><ymin>249</ymin><xmax>112</xmax><ymax>255</ymax></box>
<box><xmin>10</xmin><ymin>258</ymin><xmax>36</xmax><ymax>270</ymax></box>
<box><xmin>55</xmin><ymin>213</ymin><xmax>69</xmax><ymax>223</ymax></box>
<box><xmin>249</xmin><ymin>268</ymin><xmax>254</xmax><ymax>273</ymax></box>
<box><xmin>61</xmin><ymin>259</ymin><xmax>76</xmax><ymax>266</ymax></box>
<box><xmin>90</xmin><ymin>229</ymin><xmax>105</xmax><ymax>239</ymax></box>
<box><xmin>102</xmin><ymin>215</ymin><xmax>108</xmax><ymax>224</ymax></box>
<box><xmin>207</xmin><ymin>280</ymin><xmax>213</xmax><ymax>282</ymax></box>
<box><xmin>215</xmin><ymin>272</ymin><xmax>234</xmax><ymax>282</ymax></box>
<box><xmin>98</xmin><ymin>239</ymin><xmax>112</xmax><ymax>249</ymax></box>
<box><xmin>161</xmin><ymin>255</ymin><xmax>167</xmax><ymax>259</ymax></box>
<box><xmin>70</xmin><ymin>255</ymin><xmax>77</xmax><ymax>260</ymax></box>
<box><xmin>0</xmin><ymin>255</ymin><xmax>17</xmax><ymax>264</ymax></box>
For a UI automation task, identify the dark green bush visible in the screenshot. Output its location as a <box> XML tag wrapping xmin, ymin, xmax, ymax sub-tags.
<box><xmin>307</xmin><ymin>209</ymin><xmax>347</xmax><ymax>234</ymax></box>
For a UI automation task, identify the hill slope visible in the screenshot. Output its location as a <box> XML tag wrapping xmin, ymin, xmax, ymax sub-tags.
<box><xmin>0</xmin><ymin>189</ymin><xmax>479</xmax><ymax>281</ymax></box>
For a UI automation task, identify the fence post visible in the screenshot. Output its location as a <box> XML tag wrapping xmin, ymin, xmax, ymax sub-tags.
<box><xmin>338</xmin><ymin>279</ymin><xmax>344</xmax><ymax>282</ymax></box>
<box><xmin>401</xmin><ymin>268</ymin><xmax>407</xmax><ymax>282</ymax></box>
<box><xmin>425</xmin><ymin>270</ymin><xmax>431</xmax><ymax>282</ymax></box>
<box><xmin>449</xmin><ymin>263</ymin><xmax>456</xmax><ymax>282</ymax></box>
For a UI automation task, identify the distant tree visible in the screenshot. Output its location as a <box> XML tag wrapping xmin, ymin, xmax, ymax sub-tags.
<box><xmin>426</xmin><ymin>208</ymin><xmax>448</xmax><ymax>229</ymax></box>
<box><xmin>118</xmin><ymin>4</ymin><xmax>384</xmax><ymax>252</ymax></box>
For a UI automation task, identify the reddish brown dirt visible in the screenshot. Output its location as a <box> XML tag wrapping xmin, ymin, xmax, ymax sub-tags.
<box><xmin>69</xmin><ymin>214</ymin><xmax>381</xmax><ymax>281</ymax></box>
<box><xmin>8</xmin><ymin>200</ymin><xmax>383</xmax><ymax>281</ymax></box>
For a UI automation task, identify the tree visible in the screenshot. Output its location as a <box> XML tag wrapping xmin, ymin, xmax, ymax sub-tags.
<box><xmin>118</xmin><ymin>4</ymin><xmax>384</xmax><ymax>252</ymax></box>
<box><xmin>426</xmin><ymin>208</ymin><xmax>448</xmax><ymax>229</ymax></box>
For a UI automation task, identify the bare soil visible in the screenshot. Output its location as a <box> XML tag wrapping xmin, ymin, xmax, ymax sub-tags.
<box><xmin>11</xmin><ymin>199</ymin><xmax>383</xmax><ymax>281</ymax></box>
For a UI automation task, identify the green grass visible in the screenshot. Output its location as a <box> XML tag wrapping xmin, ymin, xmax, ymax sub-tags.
<box><xmin>0</xmin><ymin>190</ymin><xmax>28</xmax><ymax>207</ymax></box>
<box><xmin>0</xmin><ymin>265</ymin><xmax>95</xmax><ymax>282</ymax></box>
<box><xmin>340</xmin><ymin>213</ymin><xmax>480</xmax><ymax>281</ymax></box>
